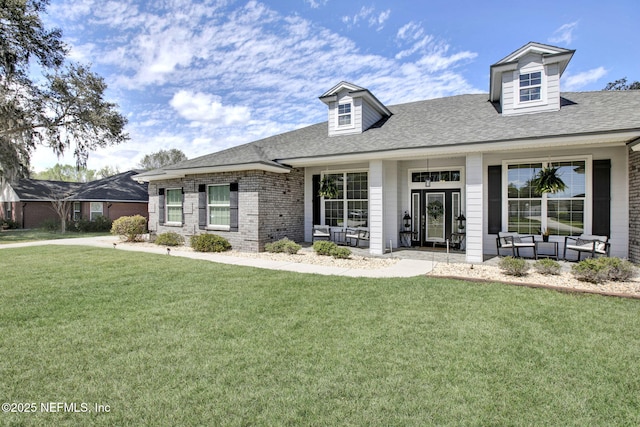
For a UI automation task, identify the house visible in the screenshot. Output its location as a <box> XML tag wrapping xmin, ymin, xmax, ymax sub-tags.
<box><xmin>0</xmin><ymin>170</ymin><xmax>149</xmax><ymax>228</ymax></box>
<box><xmin>134</xmin><ymin>42</ymin><xmax>640</xmax><ymax>263</ymax></box>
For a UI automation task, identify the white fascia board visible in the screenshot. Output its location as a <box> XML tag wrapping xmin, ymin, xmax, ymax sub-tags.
<box><xmin>630</xmin><ymin>137</ymin><xmax>640</xmax><ymax>151</ymax></box>
<box><xmin>283</xmin><ymin>131</ymin><xmax>640</xmax><ymax>166</ymax></box>
<box><xmin>136</xmin><ymin>162</ymin><xmax>290</xmax><ymax>182</ymax></box>
<box><xmin>489</xmin><ymin>62</ymin><xmax>518</xmax><ymax>102</ymax></box>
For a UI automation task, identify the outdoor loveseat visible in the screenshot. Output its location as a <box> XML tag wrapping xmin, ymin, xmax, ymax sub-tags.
<box><xmin>345</xmin><ymin>228</ymin><xmax>370</xmax><ymax>247</ymax></box>
<box><xmin>312</xmin><ymin>225</ymin><xmax>331</xmax><ymax>242</ymax></box>
<box><xmin>563</xmin><ymin>234</ymin><xmax>610</xmax><ymax>261</ymax></box>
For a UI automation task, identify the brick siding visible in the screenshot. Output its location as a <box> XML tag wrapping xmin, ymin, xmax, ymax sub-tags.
<box><xmin>149</xmin><ymin>169</ymin><xmax>305</xmax><ymax>252</ymax></box>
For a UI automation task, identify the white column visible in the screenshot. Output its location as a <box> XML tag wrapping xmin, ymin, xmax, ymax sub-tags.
<box><xmin>369</xmin><ymin>160</ymin><xmax>384</xmax><ymax>255</ymax></box>
<box><xmin>465</xmin><ymin>153</ymin><xmax>484</xmax><ymax>263</ymax></box>
<box><xmin>383</xmin><ymin>161</ymin><xmax>398</xmax><ymax>249</ymax></box>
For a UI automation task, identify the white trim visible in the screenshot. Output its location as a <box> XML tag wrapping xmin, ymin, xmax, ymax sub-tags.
<box><xmin>336</xmin><ymin>101</ymin><xmax>355</xmax><ymax>130</ymax></box>
<box><xmin>134</xmin><ymin>163</ymin><xmax>290</xmax><ymax>182</ymax></box>
<box><xmin>513</xmin><ymin>67</ymin><xmax>547</xmax><ymax>110</ymax></box>
<box><xmin>165</xmin><ymin>188</ymin><xmax>183</xmax><ymax>225</ymax></box>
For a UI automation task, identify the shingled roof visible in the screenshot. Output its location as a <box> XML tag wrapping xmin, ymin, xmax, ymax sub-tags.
<box><xmin>135</xmin><ymin>90</ymin><xmax>640</xmax><ymax>180</ymax></box>
<box><xmin>10</xmin><ymin>171</ymin><xmax>148</xmax><ymax>202</ymax></box>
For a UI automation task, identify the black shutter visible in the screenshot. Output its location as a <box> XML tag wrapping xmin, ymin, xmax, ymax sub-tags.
<box><xmin>592</xmin><ymin>159</ymin><xmax>611</xmax><ymax>236</ymax></box>
<box><xmin>229</xmin><ymin>182</ymin><xmax>239</xmax><ymax>232</ymax></box>
<box><xmin>198</xmin><ymin>184</ymin><xmax>207</xmax><ymax>230</ymax></box>
<box><xmin>312</xmin><ymin>174</ymin><xmax>321</xmax><ymax>225</ymax></box>
<box><xmin>158</xmin><ymin>188</ymin><xmax>165</xmax><ymax>225</ymax></box>
<box><xmin>487</xmin><ymin>165</ymin><xmax>502</xmax><ymax>234</ymax></box>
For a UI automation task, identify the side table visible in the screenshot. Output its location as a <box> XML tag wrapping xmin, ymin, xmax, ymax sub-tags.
<box><xmin>535</xmin><ymin>241</ymin><xmax>558</xmax><ymax>260</ymax></box>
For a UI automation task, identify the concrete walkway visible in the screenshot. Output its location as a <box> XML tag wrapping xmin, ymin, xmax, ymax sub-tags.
<box><xmin>0</xmin><ymin>235</ymin><xmax>436</xmax><ymax>278</ymax></box>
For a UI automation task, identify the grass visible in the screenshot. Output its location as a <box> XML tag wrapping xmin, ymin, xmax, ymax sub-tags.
<box><xmin>1</xmin><ymin>246</ymin><xmax>639</xmax><ymax>426</ymax></box>
<box><xmin>0</xmin><ymin>229</ymin><xmax>109</xmax><ymax>244</ymax></box>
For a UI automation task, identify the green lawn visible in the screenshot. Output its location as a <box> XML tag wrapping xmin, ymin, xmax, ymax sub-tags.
<box><xmin>0</xmin><ymin>230</ymin><xmax>109</xmax><ymax>244</ymax></box>
<box><xmin>1</xmin><ymin>246</ymin><xmax>639</xmax><ymax>426</ymax></box>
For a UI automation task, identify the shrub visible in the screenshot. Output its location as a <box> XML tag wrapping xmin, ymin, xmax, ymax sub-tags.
<box><xmin>110</xmin><ymin>215</ymin><xmax>147</xmax><ymax>242</ymax></box>
<box><xmin>331</xmin><ymin>246</ymin><xmax>352</xmax><ymax>259</ymax></box>
<box><xmin>190</xmin><ymin>234</ymin><xmax>231</xmax><ymax>252</ymax></box>
<box><xmin>155</xmin><ymin>232</ymin><xmax>184</xmax><ymax>247</ymax></box>
<box><xmin>533</xmin><ymin>258</ymin><xmax>561</xmax><ymax>275</ymax></box>
<box><xmin>572</xmin><ymin>257</ymin><xmax>637</xmax><ymax>284</ymax></box>
<box><xmin>265</xmin><ymin>238</ymin><xmax>301</xmax><ymax>254</ymax></box>
<box><xmin>498</xmin><ymin>256</ymin><xmax>529</xmax><ymax>277</ymax></box>
<box><xmin>313</xmin><ymin>240</ymin><xmax>337</xmax><ymax>256</ymax></box>
<box><xmin>75</xmin><ymin>215</ymin><xmax>113</xmax><ymax>232</ymax></box>
<box><xmin>40</xmin><ymin>219</ymin><xmax>60</xmax><ymax>232</ymax></box>
<box><xmin>1</xmin><ymin>218</ymin><xmax>19</xmax><ymax>229</ymax></box>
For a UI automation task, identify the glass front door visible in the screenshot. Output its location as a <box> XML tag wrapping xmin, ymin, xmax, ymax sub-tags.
<box><xmin>411</xmin><ymin>189</ymin><xmax>462</xmax><ymax>246</ymax></box>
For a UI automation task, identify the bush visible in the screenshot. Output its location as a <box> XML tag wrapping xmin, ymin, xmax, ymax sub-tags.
<box><xmin>110</xmin><ymin>215</ymin><xmax>147</xmax><ymax>242</ymax></box>
<box><xmin>265</xmin><ymin>238</ymin><xmax>301</xmax><ymax>254</ymax></box>
<box><xmin>155</xmin><ymin>232</ymin><xmax>184</xmax><ymax>246</ymax></box>
<box><xmin>331</xmin><ymin>246</ymin><xmax>352</xmax><ymax>259</ymax></box>
<box><xmin>572</xmin><ymin>257</ymin><xmax>637</xmax><ymax>284</ymax></box>
<box><xmin>74</xmin><ymin>215</ymin><xmax>113</xmax><ymax>232</ymax></box>
<box><xmin>313</xmin><ymin>240</ymin><xmax>337</xmax><ymax>256</ymax></box>
<box><xmin>498</xmin><ymin>256</ymin><xmax>529</xmax><ymax>277</ymax></box>
<box><xmin>40</xmin><ymin>219</ymin><xmax>60</xmax><ymax>232</ymax></box>
<box><xmin>533</xmin><ymin>258</ymin><xmax>561</xmax><ymax>275</ymax></box>
<box><xmin>1</xmin><ymin>218</ymin><xmax>19</xmax><ymax>229</ymax></box>
<box><xmin>190</xmin><ymin>234</ymin><xmax>231</xmax><ymax>252</ymax></box>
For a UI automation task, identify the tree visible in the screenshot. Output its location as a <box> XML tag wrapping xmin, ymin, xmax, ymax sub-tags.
<box><xmin>137</xmin><ymin>149</ymin><xmax>187</xmax><ymax>170</ymax></box>
<box><xmin>34</xmin><ymin>163</ymin><xmax>95</xmax><ymax>182</ymax></box>
<box><xmin>49</xmin><ymin>190</ymin><xmax>74</xmax><ymax>233</ymax></box>
<box><xmin>603</xmin><ymin>78</ymin><xmax>640</xmax><ymax>91</ymax></box>
<box><xmin>0</xmin><ymin>0</ymin><xmax>128</xmax><ymax>180</ymax></box>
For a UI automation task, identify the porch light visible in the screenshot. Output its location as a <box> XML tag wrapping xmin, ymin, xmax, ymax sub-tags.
<box><xmin>456</xmin><ymin>214</ymin><xmax>466</xmax><ymax>231</ymax></box>
<box><xmin>403</xmin><ymin>211</ymin><xmax>412</xmax><ymax>230</ymax></box>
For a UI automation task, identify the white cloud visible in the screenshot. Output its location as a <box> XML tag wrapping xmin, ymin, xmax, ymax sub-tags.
<box><xmin>549</xmin><ymin>22</ymin><xmax>578</xmax><ymax>45</ymax></box>
<box><xmin>169</xmin><ymin>90</ymin><xmax>251</xmax><ymax>127</ymax></box>
<box><xmin>342</xmin><ymin>6</ymin><xmax>391</xmax><ymax>30</ymax></box>
<box><xmin>305</xmin><ymin>0</ymin><xmax>327</xmax><ymax>8</ymax></box>
<box><xmin>563</xmin><ymin>67</ymin><xmax>608</xmax><ymax>91</ymax></box>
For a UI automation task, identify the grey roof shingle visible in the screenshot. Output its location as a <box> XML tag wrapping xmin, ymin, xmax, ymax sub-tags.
<box><xmin>150</xmin><ymin>90</ymin><xmax>640</xmax><ymax>173</ymax></box>
<box><xmin>11</xmin><ymin>171</ymin><xmax>148</xmax><ymax>202</ymax></box>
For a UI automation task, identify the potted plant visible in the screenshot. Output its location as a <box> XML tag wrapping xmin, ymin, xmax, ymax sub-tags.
<box><xmin>532</xmin><ymin>166</ymin><xmax>567</xmax><ymax>194</ymax></box>
<box><xmin>318</xmin><ymin>175</ymin><xmax>339</xmax><ymax>199</ymax></box>
<box><xmin>541</xmin><ymin>228</ymin><xmax>550</xmax><ymax>242</ymax></box>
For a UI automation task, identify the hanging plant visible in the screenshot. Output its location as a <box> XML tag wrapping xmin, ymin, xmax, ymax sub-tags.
<box><xmin>318</xmin><ymin>175</ymin><xmax>339</xmax><ymax>199</ymax></box>
<box><xmin>427</xmin><ymin>200</ymin><xmax>444</xmax><ymax>220</ymax></box>
<box><xmin>532</xmin><ymin>166</ymin><xmax>567</xmax><ymax>194</ymax></box>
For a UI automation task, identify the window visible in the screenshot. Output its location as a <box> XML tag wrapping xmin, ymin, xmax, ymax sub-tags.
<box><xmin>519</xmin><ymin>71</ymin><xmax>542</xmax><ymax>102</ymax></box>
<box><xmin>338</xmin><ymin>103</ymin><xmax>351</xmax><ymax>126</ymax></box>
<box><xmin>90</xmin><ymin>202</ymin><xmax>103</xmax><ymax>221</ymax></box>
<box><xmin>4</xmin><ymin>202</ymin><xmax>11</xmax><ymax>220</ymax></box>
<box><xmin>323</xmin><ymin>172</ymin><xmax>368</xmax><ymax>228</ymax></box>
<box><xmin>412</xmin><ymin>170</ymin><xmax>461</xmax><ymax>183</ymax></box>
<box><xmin>208</xmin><ymin>184</ymin><xmax>230</xmax><ymax>228</ymax></box>
<box><xmin>166</xmin><ymin>189</ymin><xmax>183</xmax><ymax>223</ymax></box>
<box><xmin>506</xmin><ymin>160</ymin><xmax>585</xmax><ymax>236</ymax></box>
<box><xmin>73</xmin><ymin>202</ymin><xmax>81</xmax><ymax>220</ymax></box>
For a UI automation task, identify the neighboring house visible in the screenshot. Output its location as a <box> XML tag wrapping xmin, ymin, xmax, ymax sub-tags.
<box><xmin>134</xmin><ymin>42</ymin><xmax>640</xmax><ymax>263</ymax></box>
<box><xmin>0</xmin><ymin>170</ymin><xmax>149</xmax><ymax>228</ymax></box>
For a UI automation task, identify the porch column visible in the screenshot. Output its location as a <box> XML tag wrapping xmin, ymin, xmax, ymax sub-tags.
<box><xmin>369</xmin><ymin>160</ymin><xmax>384</xmax><ymax>255</ymax></box>
<box><xmin>465</xmin><ymin>153</ymin><xmax>484</xmax><ymax>263</ymax></box>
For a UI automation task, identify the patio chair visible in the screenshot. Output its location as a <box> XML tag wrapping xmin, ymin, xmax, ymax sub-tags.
<box><xmin>312</xmin><ymin>225</ymin><xmax>331</xmax><ymax>241</ymax></box>
<box><xmin>496</xmin><ymin>231</ymin><xmax>537</xmax><ymax>258</ymax></box>
<box><xmin>345</xmin><ymin>228</ymin><xmax>370</xmax><ymax>247</ymax></box>
<box><xmin>563</xmin><ymin>234</ymin><xmax>610</xmax><ymax>261</ymax></box>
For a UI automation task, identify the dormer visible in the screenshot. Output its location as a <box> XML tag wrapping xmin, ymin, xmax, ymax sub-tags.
<box><xmin>319</xmin><ymin>81</ymin><xmax>392</xmax><ymax>136</ymax></box>
<box><xmin>489</xmin><ymin>42</ymin><xmax>575</xmax><ymax>116</ymax></box>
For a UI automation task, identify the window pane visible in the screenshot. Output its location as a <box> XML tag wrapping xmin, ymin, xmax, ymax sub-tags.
<box><xmin>508</xmin><ymin>200</ymin><xmax>542</xmax><ymax>234</ymax></box>
<box><xmin>508</xmin><ymin>163</ymin><xmax>542</xmax><ymax>198</ymax></box>
<box><xmin>338</xmin><ymin>103</ymin><xmax>351</xmax><ymax>114</ymax></box>
<box><xmin>324</xmin><ymin>200</ymin><xmax>344</xmax><ymax>227</ymax></box>
<box><xmin>346</xmin><ymin>172</ymin><xmax>367</xmax><ymax>199</ymax></box>
<box><xmin>338</xmin><ymin>115</ymin><xmax>351</xmax><ymax>125</ymax></box>
<box><xmin>547</xmin><ymin>161</ymin><xmax>586</xmax><ymax>198</ymax></box>
<box><xmin>209</xmin><ymin>207</ymin><xmax>230</xmax><ymax>226</ymax></box>
<box><xmin>208</xmin><ymin>185</ymin><xmax>230</xmax><ymax>204</ymax></box>
<box><xmin>167</xmin><ymin>206</ymin><xmax>182</xmax><ymax>223</ymax></box>
<box><xmin>167</xmin><ymin>189</ymin><xmax>182</xmax><ymax>204</ymax></box>
<box><xmin>547</xmin><ymin>200</ymin><xmax>584</xmax><ymax>236</ymax></box>
<box><xmin>347</xmin><ymin>201</ymin><xmax>368</xmax><ymax>228</ymax></box>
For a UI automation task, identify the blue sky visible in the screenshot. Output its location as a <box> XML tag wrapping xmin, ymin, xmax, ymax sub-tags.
<box><xmin>32</xmin><ymin>0</ymin><xmax>638</xmax><ymax>172</ymax></box>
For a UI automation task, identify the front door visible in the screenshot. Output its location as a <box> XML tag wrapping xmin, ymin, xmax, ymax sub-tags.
<box><xmin>411</xmin><ymin>189</ymin><xmax>461</xmax><ymax>246</ymax></box>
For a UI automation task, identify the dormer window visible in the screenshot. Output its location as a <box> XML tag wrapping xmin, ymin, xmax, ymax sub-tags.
<box><xmin>519</xmin><ymin>71</ymin><xmax>542</xmax><ymax>102</ymax></box>
<box><xmin>338</xmin><ymin>103</ymin><xmax>352</xmax><ymax>126</ymax></box>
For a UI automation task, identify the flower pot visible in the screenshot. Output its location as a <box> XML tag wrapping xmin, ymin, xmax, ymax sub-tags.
<box><xmin>542</xmin><ymin>235</ymin><xmax>549</xmax><ymax>242</ymax></box>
